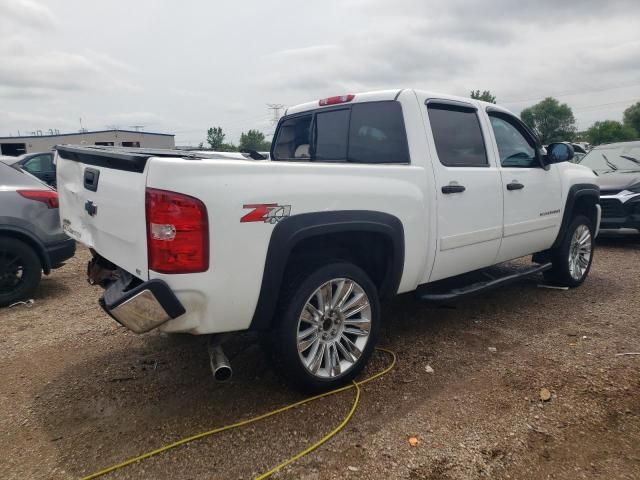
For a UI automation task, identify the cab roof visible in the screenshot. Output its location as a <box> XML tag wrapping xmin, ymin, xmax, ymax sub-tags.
<box><xmin>284</xmin><ymin>88</ymin><xmax>511</xmax><ymax>116</ymax></box>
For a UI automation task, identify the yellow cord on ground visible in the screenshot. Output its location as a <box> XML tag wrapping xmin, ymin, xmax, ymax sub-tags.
<box><xmin>80</xmin><ymin>348</ymin><xmax>396</xmax><ymax>480</ymax></box>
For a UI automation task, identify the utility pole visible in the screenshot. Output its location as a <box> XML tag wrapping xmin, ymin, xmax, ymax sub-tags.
<box><xmin>267</xmin><ymin>104</ymin><xmax>285</xmax><ymax>127</ymax></box>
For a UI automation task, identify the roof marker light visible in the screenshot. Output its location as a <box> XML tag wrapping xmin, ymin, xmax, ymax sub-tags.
<box><xmin>319</xmin><ymin>94</ymin><xmax>355</xmax><ymax>106</ymax></box>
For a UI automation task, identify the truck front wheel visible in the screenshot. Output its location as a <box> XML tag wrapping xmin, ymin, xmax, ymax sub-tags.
<box><xmin>264</xmin><ymin>262</ymin><xmax>380</xmax><ymax>393</ymax></box>
<box><xmin>543</xmin><ymin>215</ymin><xmax>594</xmax><ymax>287</ymax></box>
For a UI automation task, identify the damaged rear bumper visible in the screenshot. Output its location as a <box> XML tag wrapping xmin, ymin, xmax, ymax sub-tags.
<box><xmin>99</xmin><ymin>272</ymin><xmax>186</xmax><ymax>333</ymax></box>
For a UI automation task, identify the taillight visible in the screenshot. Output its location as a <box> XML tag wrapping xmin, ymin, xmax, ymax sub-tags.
<box><xmin>145</xmin><ymin>188</ymin><xmax>209</xmax><ymax>274</ymax></box>
<box><xmin>17</xmin><ymin>189</ymin><xmax>59</xmax><ymax>208</ymax></box>
<box><xmin>319</xmin><ymin>94</ymin><xmax>355</xmax><ymax>106</ymax></box>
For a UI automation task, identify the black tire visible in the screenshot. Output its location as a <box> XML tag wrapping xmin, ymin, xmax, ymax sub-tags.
<box><xmin>263</xmin><ymin>262</ymin><xmax>380</xmax><ymax>393</ymax></box>
<box><xmin>0</xmin><ymin>237</ymin><xmax>42</xmax><ymax>307</ymax></box>
<box><xmin>543</xmin><ymin>215</ymin><xmax>594</xmax><ymax>288</ymax></box>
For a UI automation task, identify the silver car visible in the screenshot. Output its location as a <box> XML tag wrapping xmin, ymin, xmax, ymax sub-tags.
<box><xmin>0</xmin><ymin>162</ymin><xmax>75</xmax><ymax>306</ymax></box>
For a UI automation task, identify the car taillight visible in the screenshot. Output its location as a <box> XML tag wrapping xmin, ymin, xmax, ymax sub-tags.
<box><xmin>319</xmin><ymin>94</ymin><xmax>355</xmax><ymax>106</ymax></box>
<box><xmin>17</xmin><ymin>189</ymin><xmax>59</xmax><ymax>208</ymax></box>
<box><xmin>145</xmin><ymin>188</ymin><xmax>209</xmax><ymax>274</ymax></box>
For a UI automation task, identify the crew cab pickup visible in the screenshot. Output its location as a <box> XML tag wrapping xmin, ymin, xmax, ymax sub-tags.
<box><xmin>56</xmin><ymin>89</ymin><xmax>601</xmax><ymax>392</ymax></box>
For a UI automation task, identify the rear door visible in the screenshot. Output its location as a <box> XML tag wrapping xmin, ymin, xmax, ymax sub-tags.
<box><xmin>486</xmin><ymin>112</ymin><xmax>562</xmax><ymax>262</ymax></box>
<box><xmin>56</xmin><ymin>148</ymin><xmax>150</xmax><ymax>279</ymax></box>
<box><xmin>423</xmin><ymin>99</ymin><xmax>503</xmax><ymax>281</ymax></box>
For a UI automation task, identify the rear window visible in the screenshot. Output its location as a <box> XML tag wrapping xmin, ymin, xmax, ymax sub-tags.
<box><xmin>272</xmin><ymin>101</ymin><xmax>409</xmax><ymax>164</ymax></box>
<box><xmin>315</xmin><ymin>109</ymin><xmax>349</xmax><ymax>161</ymax></box>
<box><xmin>427</xmin><ymin>105</ymin><xmax>488</xmax><ymax>167</ymax></box>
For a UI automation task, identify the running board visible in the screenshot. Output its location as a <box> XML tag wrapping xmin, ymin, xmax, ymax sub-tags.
<box><xmin>416</xmin><ymin>262</ymin><xmax>553</xmax><ymax>303</ymax></box>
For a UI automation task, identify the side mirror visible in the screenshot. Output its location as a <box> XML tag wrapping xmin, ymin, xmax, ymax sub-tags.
<box><xmin>545</xmin><ymin>142</ymin><xmax>574</xmax><ymax>164</ymax></box>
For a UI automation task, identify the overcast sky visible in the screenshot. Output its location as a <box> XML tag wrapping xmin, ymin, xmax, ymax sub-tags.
<box><xmin>1</xmin><ymin>0</ymin><xmax>639</xmax><ymax>145</ymax></box>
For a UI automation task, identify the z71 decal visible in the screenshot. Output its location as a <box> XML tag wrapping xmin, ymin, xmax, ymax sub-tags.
<box><xmin>241</xmin><ymin>204</ymin><xmax>291</xmax><ymax>224</ymax></box>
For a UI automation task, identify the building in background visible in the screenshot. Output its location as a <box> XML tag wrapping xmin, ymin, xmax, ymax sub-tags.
<box><xmin>0</xmin><ymin>129</ymin><xmax>175</xmax><ymax>156</ymax></box>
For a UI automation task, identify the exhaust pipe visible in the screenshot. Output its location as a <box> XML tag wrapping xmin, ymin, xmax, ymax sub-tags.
<box><xmin>208</xmin><ymin>342</ymin><xmax>232</xmax><ymax>382</ymax></box>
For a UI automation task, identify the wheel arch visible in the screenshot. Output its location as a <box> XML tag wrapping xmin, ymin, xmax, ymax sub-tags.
<box><xmin>551</xmin><ymin>183</ymin><xmax>600</xmax><ymax>249</ymax></box>
<box><xmin>249</xmin><ymin>210</ymin><xmax>405</xmax><ymax>331</ymax></box>
<box><xmin>0</xmin><ymin>225</ymin><xmax>50</xmax><ymax>274</ymax></box>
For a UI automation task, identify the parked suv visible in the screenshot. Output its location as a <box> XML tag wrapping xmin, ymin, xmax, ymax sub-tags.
<box><xmin>56</xmin><ymin>89</ymin><xmax>600</xmax><ymax>391</ymax></box>
<box><xmin>0</xmin><ymin>162</ymin><xmax>75</xmax><ymax>306</ymax></box>
<box><xmin>578</xmin><ymin>141</ymin><xmax>640</xmax><ymax>232</ymax></box>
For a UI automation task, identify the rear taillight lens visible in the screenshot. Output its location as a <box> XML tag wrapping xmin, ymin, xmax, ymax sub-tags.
<box><xmin>145</xmin><ymin>188</ymin><xmax>209</xmax><ymax>274</ymax></box>
<box><xmin>17</xmin><ymin>189</ymin><xmax>59</xmax><ymax>208</ymax></box>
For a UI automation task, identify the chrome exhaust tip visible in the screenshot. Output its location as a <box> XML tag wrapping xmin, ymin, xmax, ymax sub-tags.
<box><xmin>208</xmin><ymin>343</ymin><xmax>232</xmax><ymax>382</ymax></box>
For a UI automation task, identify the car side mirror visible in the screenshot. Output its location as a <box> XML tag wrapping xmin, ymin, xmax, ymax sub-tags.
<box><xmin>545</xmin><ymin>142</ymin><xmax>574</xmax><ymax>164</ymax></box>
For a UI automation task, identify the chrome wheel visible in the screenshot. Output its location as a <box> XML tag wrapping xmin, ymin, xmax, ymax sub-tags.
<box><xmin>568</xmin><ymin>224</ymin><xmax>592</xmax><ymax>281</ymax></box>
<box><xmin>296</xmin><ymin>278</ymin><xmax>372</xmax><ymax>379</ymax></box>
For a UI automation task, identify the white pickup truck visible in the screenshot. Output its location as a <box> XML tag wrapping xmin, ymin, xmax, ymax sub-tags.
<box><xmin>56</xmin><ymin>89</ymin><xmax>600</xmax><ymax>392</ymax></box>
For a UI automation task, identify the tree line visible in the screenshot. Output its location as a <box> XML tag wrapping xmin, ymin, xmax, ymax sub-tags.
<box><xmin>203</xmin><ymin>126</ymin><xmax>271</xmax><ymax>152</ymax></box>
<box><xmin>471</xmin><ymin>90</ymin><xmax>640</xmax><ymax>145</ymax></box>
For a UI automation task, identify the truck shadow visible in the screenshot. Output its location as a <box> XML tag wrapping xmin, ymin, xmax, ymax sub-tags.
<box><xmin>30</xmin><ymin>269</ymin><xmax>621</xmax><ymax>478</ymax></box>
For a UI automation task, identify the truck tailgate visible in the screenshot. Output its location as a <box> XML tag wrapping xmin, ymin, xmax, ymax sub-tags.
<box><xmin>56</xmin><ymin>147</ymin><xmax>150</xmax><ymax>280</ymax></box>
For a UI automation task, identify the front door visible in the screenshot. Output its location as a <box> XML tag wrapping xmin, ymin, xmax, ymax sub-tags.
<box><xmin>423</xmin><ymin>99</ymin><xmax>503</xmax><ymax>281</ymax></box>
<box><xmin>487</xmin><ymin>112</ymin><xmax>562</xmax><ymax>262</ymax></box>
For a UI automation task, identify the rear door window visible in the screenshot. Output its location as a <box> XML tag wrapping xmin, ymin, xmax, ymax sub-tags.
<box><xmin>314</xmin><ymin>109</ymin><xmax>349</xmax><ymax>161</ymax></box>
<box><xmin>427</xmin><ymin>105</ymin><xmax>488</xmax><ymax>167</ymax></box>
<box><xmin>348</xmin><ymin>102</ymin><xmax>409</xmax><ymax>163</ymax></box>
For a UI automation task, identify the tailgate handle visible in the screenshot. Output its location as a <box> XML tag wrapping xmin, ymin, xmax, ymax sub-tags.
<box><xmin>84</xmin><ymin>167</ymin><xmax>100</xmax><ymax>192</ymax></box>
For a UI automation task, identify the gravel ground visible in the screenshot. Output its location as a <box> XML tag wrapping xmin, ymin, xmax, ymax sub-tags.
<box><xmin>1</xmin><ymin>235</ymin><xmax>639</xmax><ymax>480</ymax></box>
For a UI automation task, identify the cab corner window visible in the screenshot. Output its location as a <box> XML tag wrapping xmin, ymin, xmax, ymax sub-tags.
<box><xmin>427</xmin><ymin>105</ymin><xmax>488</xmax><ymax>167</ymax></box>
<box><xmin>489</xmin><ymin>115</ymin><xmax>537</xmax><ymax>168</ymax></box>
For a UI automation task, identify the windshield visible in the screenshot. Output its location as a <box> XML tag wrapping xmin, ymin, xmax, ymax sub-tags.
<box><xmin>579</xmin><ymin>144</ymin><xmax>640</xmax><ymax>173</ymax></box>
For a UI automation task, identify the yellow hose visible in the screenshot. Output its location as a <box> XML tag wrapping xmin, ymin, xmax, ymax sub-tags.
<box><xmin>80</xmin><ymin>348</ymin><xmax>396</xmax><ymax>480</ymax></box>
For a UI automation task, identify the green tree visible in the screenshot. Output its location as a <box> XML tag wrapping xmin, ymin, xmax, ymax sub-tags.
<box><xmin>623</xmin><ymin>102</ymin><xmax>640</xmax><ymax>134</ymax></box>
<box><xmin>206</xmin><ymin>126</ymin><xmax>226</xmax><ymax>150</ymax></box>
<box><xmin>470</xmin><ymin>89</ymin><xmax>496</xmax><ymax>104</ymax></box>
<box><xmin>520</xmin><ymin>97</ymin><xmax>576</xmax><ymax>144</ymax></box>
<box><xmin>585</xmin><ymin>120</ymin><xmax>637</xmax><ymax>145</ymax></box>
<box><xmin>239</xmin><ymin>129</ymin><xmax>271</xmax><ymax>151</ymax></box>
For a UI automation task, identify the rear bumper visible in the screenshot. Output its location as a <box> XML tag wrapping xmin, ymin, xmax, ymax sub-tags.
<box><xmin>46</xmin><ymin>238</ymin><xmax>76</xmax><ymax>269</ymax></box>
<box><xmin>99</xmin><ymin>273</ymin><xmax>186</xmax><ymax>333</ymax></box>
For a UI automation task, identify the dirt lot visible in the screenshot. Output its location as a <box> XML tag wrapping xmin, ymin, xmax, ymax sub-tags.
<box><xmin>1</xmin><ymin>236</ymin><xmax>639</xmax><ymax>480</ymax></box>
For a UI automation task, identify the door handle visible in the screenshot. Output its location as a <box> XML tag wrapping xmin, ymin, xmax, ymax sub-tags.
<box><xmin>441</xmin><ymin>184</ymin><xmax>466</xmax><ymax>194</ymax></box>
<box><xmin>507</xmin><ymin>182</ymin><xmax>524</xmax><ymax>191</ymax></box>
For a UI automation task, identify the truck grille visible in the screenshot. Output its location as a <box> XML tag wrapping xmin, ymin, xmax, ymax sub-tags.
<box><xmin>600</xmin><ymin>198</ymin><xmax>625</xmax><ymax>218</ymax></box>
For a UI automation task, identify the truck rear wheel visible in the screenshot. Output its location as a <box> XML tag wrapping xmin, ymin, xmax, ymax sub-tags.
<box><xmin>0</xmin><ymin>237</ymin><xmax>42</xmax><ymax>307</ymax></box>
<box><xmin>543</xmin><ymin>215</ymin><xmax>594</xmax><ymax>288</ymax></box>
<box><xmin>264</xmin><ymin>262</ymin><xmax>380</xmax><ymax>393</ymax></box>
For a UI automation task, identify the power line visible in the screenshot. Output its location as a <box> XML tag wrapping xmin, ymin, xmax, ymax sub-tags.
<box><xmin>503</xmin><ymin>81</ymin><xmax>640</xmax><ymax>105</ymax></box>
<box><xmin>572</xmin><ymin>98</ymin><xmax>639</xmax><ymax>112</ymax></box>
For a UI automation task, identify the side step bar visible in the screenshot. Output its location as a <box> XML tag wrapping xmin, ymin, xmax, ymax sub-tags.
<box><xmin>416</xmin><ymin>262</ymin><xmax>553</xmax><ymax>303</ymax></box>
